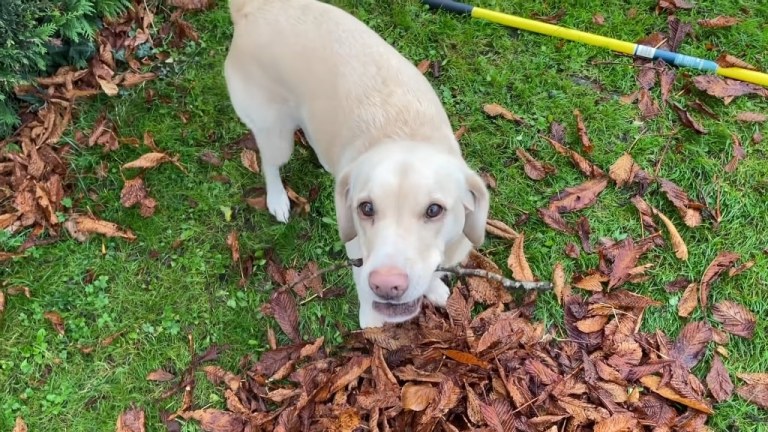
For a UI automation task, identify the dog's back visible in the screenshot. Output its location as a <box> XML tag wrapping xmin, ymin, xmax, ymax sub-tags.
<box><xmin>225</xmin><ymin>0</ymin><xmax>460</xmax><ymax>174</ymax></box>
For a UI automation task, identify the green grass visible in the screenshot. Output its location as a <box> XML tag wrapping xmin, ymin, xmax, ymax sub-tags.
<box><xmin>2</xmin><ymin>0</ymin><xmax>767</xmax><ymax>430</ymax></box>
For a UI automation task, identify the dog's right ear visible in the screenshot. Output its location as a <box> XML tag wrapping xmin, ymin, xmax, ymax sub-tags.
<box><xmin>334</xmin><ymin>168</ymin><xmax>357</xmax><ymax>242</ymax></box>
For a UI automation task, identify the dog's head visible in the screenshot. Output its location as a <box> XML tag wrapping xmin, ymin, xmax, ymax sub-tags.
<box><xmin>334</xmin><ymin>143</ymin><xmax>489</xmax><ymax>324</ymax></box>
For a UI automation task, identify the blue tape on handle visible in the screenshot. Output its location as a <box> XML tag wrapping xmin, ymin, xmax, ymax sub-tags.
<box><xmin>634</xmin><ymin>45</ymin><xmax>718</xmax><ymax>73</ymax></box>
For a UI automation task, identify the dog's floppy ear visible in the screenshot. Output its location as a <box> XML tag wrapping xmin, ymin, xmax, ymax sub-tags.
<box><xmin>462</xmin><ymin>169</ymin><xmax>490</xmax><ymax>246</ymax></box>
<box><xmin>334</xmin><ymin>167</ymin><xmax>357</xmax><ymax>243</ymax></box>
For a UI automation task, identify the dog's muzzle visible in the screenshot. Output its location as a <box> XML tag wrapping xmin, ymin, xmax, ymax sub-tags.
<box><xmin>372</xmin><ymin>297</ymin><xmax>422</xmax><ymax>318</ymax></box>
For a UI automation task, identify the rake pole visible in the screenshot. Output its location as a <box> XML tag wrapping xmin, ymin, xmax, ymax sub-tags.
<box><xmin>421</xmin><ymin>0</ymin><xmax>768</xmax><ymax>88</ymax></box>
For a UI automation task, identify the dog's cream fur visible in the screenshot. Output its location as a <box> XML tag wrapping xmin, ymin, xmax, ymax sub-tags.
<box><xmin>224</xmin><ymin>0</ymin><xmax>489</xmax><ymax>328</ymax></box>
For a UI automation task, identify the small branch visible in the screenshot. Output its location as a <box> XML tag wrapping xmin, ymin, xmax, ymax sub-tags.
<box><xmin>437</xmin><ymin>265</ymin><xmax>553</xmax><ymax>291</ymax></box>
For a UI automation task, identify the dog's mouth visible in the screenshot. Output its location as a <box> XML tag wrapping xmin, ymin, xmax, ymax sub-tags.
<box><xmin>372</xmin><ymin>297</ymin><xmax>422</xmax><ymax>319</ymax></box>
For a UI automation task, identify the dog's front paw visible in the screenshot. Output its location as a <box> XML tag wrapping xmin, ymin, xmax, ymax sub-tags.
<box><xmin>425</xmin><ymin>277</ymin><xmax>450</xmax><ymax>307</ymax></box>
<box><xmin>267</xmin><ymin>189</ymin><xmax>291</xmax><ymax>223</ymax></box>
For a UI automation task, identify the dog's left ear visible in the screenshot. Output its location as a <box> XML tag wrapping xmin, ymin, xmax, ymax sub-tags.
<box><xmin>462</xmin><ymin>169</ymin><xmax>490</xmax><ymax>246</ymax></box>
<box><xmin>334</xmin><ymin>167</ymin><xmax>357</xmax><ymax>243</ymax></box>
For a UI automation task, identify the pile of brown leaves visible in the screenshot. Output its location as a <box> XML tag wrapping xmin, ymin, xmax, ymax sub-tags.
<box><xmin>141</xmin><ymin>242</ymin><xmax>763</xmax><ymax>432</ymax></box>
<box><xmin>0</xmin><ymin>0</ymin><xmax>209</xmax><ymax>259</ymax></box>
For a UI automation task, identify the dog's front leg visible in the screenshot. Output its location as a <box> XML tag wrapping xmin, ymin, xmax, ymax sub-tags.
<box><xmin>425</xmin><ymin>272</ymin><xmax>450</xmax><ymax>307</ymax></box>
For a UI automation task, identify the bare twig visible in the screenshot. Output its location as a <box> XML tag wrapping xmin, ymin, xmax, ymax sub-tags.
<box><xmin>437</xmin><ymin>265</ymin><xmax>553</xmax><ymax>291</ymax></box>
<box><xmin>286</xmin><ymin>259</ymin><xmax>361</xmax><ymax>292</ymax></box>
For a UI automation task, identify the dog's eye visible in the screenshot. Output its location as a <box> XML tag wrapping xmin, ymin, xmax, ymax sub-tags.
<box><xmin>425</xmin><ymin>203</ymin><xmax>444</xmax><ymax>219</ymax></box>
<box><xmin>358</xmin><ymin>201</ymin><xmax>375</xmax><ymax>217</ymax></box>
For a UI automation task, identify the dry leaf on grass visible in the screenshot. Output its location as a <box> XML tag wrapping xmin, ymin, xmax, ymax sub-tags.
<box><xmin>711</xmin><ymin>300</ymin><xmax>756</xmax><ymax>339</ymax></box>
<box><xmin>240</xmin><ymin>149</ymin><xmax>260</xmax><ymax>173</ymax></box>
<box><xmin>706</xmin><ymin>354</ymin><xmax>734</xmax><ymax>403</ymax></box>
<box><xmin>64</xmin><ymin>215</ymin><xmax>137</xmax><ymax>242</ymax></box>
<box><xmin>537</xmin><ymin>207</ymin><xmax>573</xmax><ymax>234</ymax></box>
<box><xmin>12</xmin><ymin>418</ymin><xmax>28</xmax><ymax>432</ymax></box>
<box><xmin>181</xmin><ymin>409</ymin><xmax>246</xmax><ymax>432</ymax></box>
<box><xmin>483</xmin><ymin>103</ymin><xmax>525</xmax><ymax>125</ymax></box>
<box><xmin>120</xmin><ymin>177</ymin><xmax>157</xmax><ymax>217</ymax></box>
<box><xmin>677</xmin><ymin>282</ymin><xmax>699</xmax><ymax>317</ymax></box>
<box><xmin>167</xmin><ymin>0</ymin><xmax>213</xmax><ymax>10</ymax></box>
<box><xmin>122</xmin><ymin>152</ymin><xmax>180</xmax><ymax>171</ymax></box>
<box><xmin>270</xmin><ymin>290</ymin><xmax>301</xmax><ymax>344</ymax></box>
<box><xmin>547</xmin><ymin>178</ymin><xmax>609</xmax><ymax>213</ymax></box>
<box><xmin>698</xmin><ymin>16</ymin><xmax>741</xmax><ymax>28</ymax></box>
<box><xmin>147</xmin><ymin>369</ymin><xmax>175</xmax><ymax>382</ymax></box>
<box><xmin>516</xmin><ymin>148</ymin><xmax>553</xmax><ymax>180</ymax></box>
<box><xmin>715</xmin><ymin>54</ymin><xmax>757</xmax><ymax>70</ymax></box>
<box><xmin>401</xmin><ymin>382</ymin><xmax>438</xmax><ymax>411</ymax></box>
<box><xmin>658</xmin><ymin>178</ymin><xmax>703</xmax><ymax>228</ymax></box>
<box><xmin>573</xmin><ymin>272</ymin><xmax>608</xmax><ymax>292</ymax></box>
<box><xmin>43</xmin><ymin>311</ymin><xmax>65</xmax><ymax>335</ymax></box>
<box><xmin>485</xmin><ymin>219</ymin><xmax>518</xmax><ymax>241</ymax></box>
<box><xmin>416</xmin><ymin>60</ymin><xmax>431</xmax><ymax>74</ymax></box>
<box><xmin>724</xmin><ymin>133</ymin><xmax>746</xmax><ymax>173</ymax></box>
<box><xmin>639</xmin><ymin>375</ymin><xmax>713</xmax><ymax>414</ymax></box>
<box><xmin>700</xmin><ymin>252</ymin><xmax>740</xmax><ymax>309</ymax></box>
<box><xmin>507</xmin><ymin>233</ymin><xmax>535</xmax><ymax>281</ymax></box>
<box><xmin>692</xmin><ymin>76</ymin><xmax>768</xmax><ymax>104</ymax></box>
<box><xmin>736</xmin><ymin>384</ymin><xmax>768</xmax><ymax>409</ymax></box>
<box><xmin>652</xmin><ymin>207</ymin><xmax>688</xmax><ymax>260</ymax></box>
<box><xmin>116</xmin><ymin>407</ymin><xmax>145</xmax><ymax>432</ymax></box>
<box><xmin>542</xmin><ymin>135</ymin><xmax>606</xmax><ymax>178</ymax></box>
<box><xmin>735</xmin><ymin>112</ymin><xmax>767</xmax><ymax>123</ymax></box>
<box><xmin>671</xmin><ymin>103</ymin><xmax>707</xmax><ymax>134</ymax></box>
<box><xmin>552</xmin><ymin>262</ymin><xmax>568</xmax><ymax>305</ymax></box>
<box><xmin>728</xmin><ymin>260</ymin><xmax>755</xmax><ymax>277</ymax></box>
<box><xmin>226</xmin><ymin>230</ymin><xmax>240</xmax><ymax>264</ymax></box>
<box><xmin>573</xmin><ymin>109</ymin><xmax>594</xmax><ymax>153</ymax></box>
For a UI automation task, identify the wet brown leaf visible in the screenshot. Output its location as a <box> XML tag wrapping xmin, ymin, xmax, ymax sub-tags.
<box><xmin>729</xmin><ymin>260</ymin><xmax>755</xmax><ymax>277</ymax></box>
<box><xmin>542</xmin><ymin>135</ymin><xmax>605</xmax><ymax>178</ymax></box>
<box><xmin>116</xmin><ymin>407</ymin><xmax>146</xmax><ymax>432</ymax></box>
<box><xmin>12</xmin><ymin>417</ymin><xmax>27</xmax><ymax>432</ymax></box>
<box><xmin>507</xmin><ymin>233</ymin><xmax>534</xmax><ymax>281</ymax></box>
<box><xmin>240</xmin><ymin>149</ymin><xmax>260</xmax><ymax>173</ymax></box>
<box><xmin>181</xmin><ymin>409</ymin><xmax>246</xmax><ymax>432</ymax></box>
<box><xmin>167</xmin><ymin>0</ymin><xmax>213</xmax><ymax>10</ymax></box>
<box><xmin>65</xmin><ymin>215</ymin><xmax>137</xmax><ymax>242</ymax></box>
<box><xmin>485</xmin><ymin>219</ymin><xmax>519</xmax><ymax>241</ymax></box>
<box><xmin>547</xmin><ymin>177</ymin><xmax>609</xmax><ymax>213</ymax></box>
<box><xmin>724</xmin><ymin>133</ymin><xmax>745</xmax><ymax>173</ymax></box>
<box><xmin>700</xmin><ymin>252</ymin><xmax>740</xmax><ymax>309</ymax></box>
<box><xmin>671</xmin><ymin>321</ymin><xmax>712</xmax><ymax>369</ymax></box>
<box><xmin>715</xmin><ymin>54</ymin><xmax>757</xmax><ymax>70</ymax></box>
<box><xmin>573</xmin><ymin>109</ymin><xmax>594</xmax><ymax>153</ymax></box>
<box><xmin>483</xmin><ymin>103</ymin><xmax>525</xmax><ymax>125</ymax></box>
<box><xmin>516</xmin><ymin>148</ymin><xmax>552</xmax><ymax>180</ymax></box>
<box><xmin>652</xmin><ymin>207</ymin><xmax>688</xmax><ymax>260</ymax></box>
<box><xmin>573</xmin><ymin>272</ymin><xmax>608</xmax><ymax>292</ymax></box>
<box><xmin>270</xmin><ymin>290</ymin><xmax>300</xmax><ymax>344</ymax></box>
<box><xmin>677</xmin><ymin>283</ymin><xmax>698</xmax><ymax>318</ymax></box>
<box><xmin>712</xmin><ymin>300</ymin><xmax>756</xmax><ymax>339</ymax></box>
<box><xmin>698</xmin><ymin>16</ymin><xmax>741</xmax><ymax>28</ymax></box>
<box><xmin>416</xmin><ymin>59</ymin><xmax>431</xmax><ymax>74</ymax></box>
<box><xmin>736</xmin><ymin>384</ymin><xmax>768</xmax><ymax>409</ymax></box>
<box><xmin>658</xmin><ymin>178</ymin><xmax>703</xmax><ymax>228</ymax></box>
<box><xmin>226</xmin><ymin>230</ymin><xmax>240</xmax><ymax>264</ymax></box>
<box><xmin>592</xmin><ymin>13</ymin><xmax>605</xmax><ymax>25</ymax></box>
<box><xmin>735</xmin><ymin>112</ymin><xmax>767</xmax><ymax>123</ymax></box>
<box><xmin>122</xmin><ymin>152</ymin><xmax>174</xmax><ymax>170</ymax></box>
<box><xmin>638</xmin><ymin>89</ymin><xmax>662</xmax><ymax>119</ymax></box>
<box><xmin>537</xmin><ymin>207</ymin><xmax>573</xmax><ymax>234</ymax></box>
<box><xmin>43</xmin><ymin>311</ymin><xmax>65</xmax><ymax>335</ymax></box>
<box><xmin>640</xmin><ymin>375</ymin><xmax>713</xmax><ymax>414</ymax></box>
<box><xmin>401</xmin><ymin>382</ymin><xmax>437</xmax><ymax>411</ymax></box>
<box><xmin>552</xmin><ymin>262</ymin><xmax>568</xmax><ymax>305</ymax></box>
<box><xmin>441</xmin><ymin>349</ymin><xmax>490</xmax><ymax>369</ymax></box>
<box><xmin>737</xmin><ymin>373</ymin><xmax>768</xmax><ymax>385</ymax></box>
<box><xmin>608</xmin><ymin>153</ymin><xmax>640</xmax><ymax>188</ymax></box>
<box><xmin>692</xmin><ymin>75</ymin><xmax>768</xmax><ymax>104</ymax></box>
<box><xmin>147</xmin><ymin>369</ymin><xmax>175</xmax><ymax>382</ymax></box>
<box><xmin>667</xmin><ymin>16</ymin><xmax>691</xmax><ymax>52</ymax></box>
<box><xmin>706</xmin><ymin>354</ymin><xmax>733</xmax><ymax>403</ymax></box>
<box><xmin>565</xmin><ymin>242</ymin><xmax>580</xmax><ymax>258</ymax></box>
<box><xmin>671</xmin><ymin>103</ymin><xmax>707</xmax><ymax>134</ymax></box>
<box><xmin>594</xmin><ymin>413</ymin><xmax>638</xmax><ymax>432</ymax></box>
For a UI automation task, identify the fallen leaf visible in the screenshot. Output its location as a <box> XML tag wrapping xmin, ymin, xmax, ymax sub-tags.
<box><xmin>454</xmin><ymin>125</ymin><xmax>468</xmax><ymax>140</ymax></box>
<box><xmin>226</xmin><ymin>230</ymin><xmax>240</xmax><ymax>263</ymax></box>
<box><xmin>44</xmin><ymin>311</ymin><xmax>65</xmax><ymax>335</ymax></box>
<box><xmin>537</xmin><ymin>207</ymin><xmax>573</xmax><ymax>234</ymax></box>
<box><xmin>729</xmin><ymin>260</ymin><xmax>755</xmax><ymax>277</ymax></box>
<box><xmin>754</xmin><ymin>132</ymin><xmax>763</xmax><ymax>144</ymax></box>
<box><xmin>715</xmin><ymin>54</ymin><xmax>757</xmax><ymax>70</ymax></box>
<box><xmin>736</xmin><ymin>384</ymin><xmax>768</xmax><ymax>409</ymax></box>
<box><xmin>640</xmin><ymin>375</ymin><xmax>713</xmax><ymax>414</ymax></box>
<box><xmin>576</xmin><ymin>315</ymin><xmax>610</xmax><ymax>333</ymax></box>
<box><xmin>485</xmin><ymin>219</ymin><xmax>519</xmax><ymax>241</ymax></box>
<box><xmin>270</xmin><ymin>290</ymin><xmax>300</xmax><ymax>344</ymax></box>
<box><xmin>724</xmin><ymin>133</ymin><xmax>745</xmax><ymax>173</ymax></box>
<box><xmin>167</xmin><ymin>0</ymin><xmax>213</xmax><ymax>10</ymax></box>
<box><xmin>592</xmin><ymin>14</ymin><xmax>605</xmax><ymax>25</ymax></box>
<box><xmin>692</xmin><ymin>76</ymin><xmax>768</xmax><ymax>104</ymax></box>
<box><xmin>652</xmin><ymin>207</ymin><xmax>688</xmax><ymax>260</ymax></box>
<box><xmin>181</xmin><ymin>409</ymin><xmax>246</xmax><ymax>432</ymax></box>
<box><xmin>484</xmin><ymin>103</ymin><xmax>525</xmax><ymax>125</ymax></box>
<box><xmin>677</xmin><ymin>282</ymin><xmax>699</xmax><ymax>317</ymax></box>
<box><xmin>200</xmin><ymin>150</ymin><xmax>223</xmax><ymax>166</ymax></box>
<box><xmin>698</xmin><ymin>16</ymin><xmax>741</xmax><ymax>28</ymax></box>
<box><xmin>122</xmin><ymin>153</ymin><xmax>174</xmax><ymax>170</ymax></box>
<box><xmin>542</xmin><ymin>135</ymin><xmax>606</xmax><ymax>178</ymax></box>
<box><xmin>507</xmin><ymin>233</ymin><xmax>535</xmax><ymax>281</ymax></box>
<box><xmin>671</xmin><ymin>103</ymin><xmax>707</xmax><ymax>134</ymax></box>
<box><xmin>547</xmin><ymin>177</ymin><xmax>609</xmax><ymax>213</ymax></box>
<box><xmin>608</xmin><ymin>153</ymin><xmax>640</xmax><ymax>187</ymax></box>
<box><xmin>7</xmin><ymin>286</ymin><xmax>31</xmax><ymax>298</ymax></box>
<box><xmin>667</xmin><ymin>16</ymin><xmax>691</xmax><ymax>52</ymax></box>
<box><xmin>594</xmin><ymin>413</ymin><xmax>638</xmax><ymax>432</ymax></box>
<box><xmin>240</xmin><ymin>149</ymin><xmax>260</xmax><ymax>173</ymax></box>
<box><xmin>116</xmin><ymin>407</ymin><xmax>145</xmax><ymax>432</ymax></box>
<box><xmin>706</xmin><ymin>354</ymin><xmax>733</xmax><ymax>403</ymax></box>
<box><xmin>552</xmin><ymin>262</ymin><xmax>568</xmax><ymax>305</ymax></box>
<box><xmin>735</xmin><ymin>112</ymin><xmax>767</xmax><ymax>123</ymax></box>
<box><xmin>441</xmin><ymin>350</ymin><xmax>490</xmax><ymax>369</ymax></box>
<box><xmin>516</xmin><ymin>148</ymin><xmax>552</xmax><ymax>180</ymax></box>
<box><xmin>737</xmin><ymin>373</ymin><xmax>768</xmax><ymax>385</ymax></box>
<box><xmin>480</xmin><ymin>171</ymin><xmax>497</xmax><ymax>189</ymax></box>
<box><xmin>573</xmin><ymin>272</ymin><xmax>608</xmax><ymax>292</ymax></box>
<box><xmin>700</xmin><ymin>252</ymin><xmax>740</xmax><ymax>309</ymax></box>
<box><xmin>657</xmin><ymin>0</ymin><xmax>693</xmax><ymax>13</ymax></box>
<box><xmin>65</xmin><ymin>215</ymin><xmax>137</xmax><ymax>242</ymax></box>
<box><xmin>416</xmin><ymin>60</ymin><xmax>431</xmax><ymax>74</ymax></box>
<box><xmin>638</xmin><ymin>89</ymin><xmax>662</xmax><ymax>119</ymax></box>
<box><xmin>711</xmin><ymin>300</ymin><xmax>756</xmax><ymax>339</ymax></box>
<box><xmin>671</xmin><ymin>321</ymin><xmax>712</xmax><ymax>369</ymax></box>
<box><xmin>147</xmin><ymin>369</ymin><xmax>175</xmax><ymax>382</ymax></box>
<box><xmin>573</xmin><ymin>109</ymin><xmax>594</xmax><ymax>153</ymax></box>
<box><xmin>12</xmin><ymin>417</ymin><xmax>27</xmax><ymax>432</ymax></box>
<box><xmin>565</xmin><ymin>242</ymin><xmax>580</xmax><ymax>258</ymax></box>
<box><xmin>658</xmin><ymin>178</ymin><xmax>703</xmax><ymax>228</ymax></box>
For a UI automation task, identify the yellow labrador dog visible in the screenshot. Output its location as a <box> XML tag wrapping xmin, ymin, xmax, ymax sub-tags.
<box><xmin>224</xmin><ymin>0</ymin><xmax>489</xmax><ymax>328</ymax></box>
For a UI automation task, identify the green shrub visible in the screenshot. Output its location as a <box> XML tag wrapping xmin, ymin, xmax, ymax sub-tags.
<box><xmin>0</xmin><ymin>0</ymin><xmax>132</xmax><ymax>138</ymax></box>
